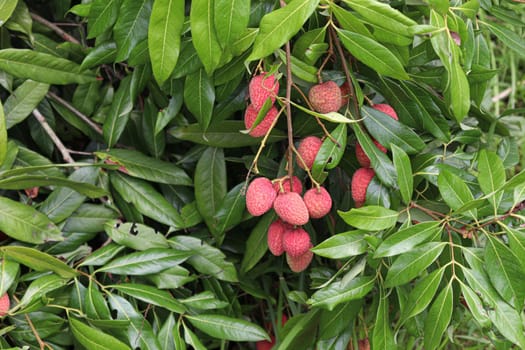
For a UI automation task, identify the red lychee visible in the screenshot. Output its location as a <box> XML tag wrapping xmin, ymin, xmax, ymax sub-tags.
<box><xmin>308</xmin><ymin>81</ymin><xmax>342</xmax><ymax>114</ymax></box>
<box><xmin>373</xmin><ymin>103</ymin><xmax>398</xmax><ymax>121</ymax></box>
<box><xmin>256</xmin><ymin>336</ymin><xmax>275</xmax><ymax>350</ymax></box>
<box><xmin>355</xmin><ymin>139</ymin><xmax>387</xmax><ymax>168</ymax></box>
<box><xmin>303</xmin><ymin>186</ymin><xmax>332</xmax><ymax>219</ymax></box>
<box><xmin>249</xmin><ymin>73</ymin><xmax>279</xmax><ymax>110</ymax></box>
<box><xmin>244</xmin><ymin>104</ymin><xmax>279</xmax><ymax>138</ymax></box>
<box><xmin>273</xmin><ymin>176</ymin><xmax>303</xmax><ymax>194</ymax></box>
<box><xmin>273</xmin><ymin>192</ymin><xmax>309</xmax><ymax>226</ymax></box>
<box><xmin>351</xmin><ymin>168</ymin><xmax>375</xmax><ymax>208</ymax></box>
<box><xmin>286</xmin><ymin>244</ymin><xmax>314</xmax><ymax>273</ymax></box>
<box><xmin>246</xmin><ymin>177</ymin><xmax>277</xmax><ymax>216</ymax></box>
<box><xmin>0</xmin><ymin>293</ymin><xmax>10</xmax><ymax>317</ymax></box>
<box><xmin>267</xmin><ymin>219</ymin><xmax>289</xmax><ymax>256</ymax></box>
<box><xmin>283</xmin><ymin>227</ymin><xmax>311</xmax><ymax>257</ymax></box>
<box><xmin>297</xmin><ymin>136</ymin><xmax>322</xmax><ymax>170</ymax></box>
<box><xmin>340</xmin><ymin>81</ymin><xmax>351</xmax><ymax>108</ymax></box>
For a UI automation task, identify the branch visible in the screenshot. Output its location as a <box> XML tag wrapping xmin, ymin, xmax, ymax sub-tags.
<box><xmin>47</xmin><ymin>92</ymin><xmax>104</xmax><ymax>135</ymax></box>
<box><xmin>32</xmin><ymin>108</ymin><xmax>75</xmax><ymax>164</ymax></box>
<box><xmin>30</xmin><ymin>12</ymin><xmax>81</xmax><ymax>45</ymax></box>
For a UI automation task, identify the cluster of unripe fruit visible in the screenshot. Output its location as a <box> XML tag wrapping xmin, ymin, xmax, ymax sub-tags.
<box><xmin>351</xmin><ymin>104</ymin><xmax>399</xmax><ymax>207</ymax></box>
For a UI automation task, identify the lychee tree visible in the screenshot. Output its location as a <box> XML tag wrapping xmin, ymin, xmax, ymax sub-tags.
<box><xmin>0</xmin><ymin>0</ymin><xmax>524</xmax><ymax>349</ymax></box>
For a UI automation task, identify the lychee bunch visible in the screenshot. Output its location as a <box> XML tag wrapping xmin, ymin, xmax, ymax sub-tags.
<box><xmin>273</xmin><ymin>175</ymin><xmax>303</xmax><ymax>194</ymax></box>
<box><xmin>308</xmin><ymin>81</ymin><xmax>342</xmax><ymax>114</ymax></box>
<box><xmin>246</xmin><ymin>177</ymin><xmax>277</xmax><ymax>216</ymax></box>
<box><xmin>0</xmin><ymin>293</ymin><xmax>10</xmax><ymax>317</ymax></box>
<box><xmin>351</xmin><ymin>168</ymin><xmax>375</xmax><ymax>208</ymax></box>
<box><xmin>244</xmin><ymin>105</ymin><xmax>279</xmax><ymax>137</ymax></box>
<box><xmin>244</xmin><ymin>73</ymin><xmax>280</xmax><ymax>138</ymax></box>
<box><xmin>303</xmin><ymin>186</ymin><xmax>332</xmax><ymax>219</ymax></box>
<box><xmin>297</xmin><ymin>136</ymin><xmax>322</xmax><ymax>170</ymax></box>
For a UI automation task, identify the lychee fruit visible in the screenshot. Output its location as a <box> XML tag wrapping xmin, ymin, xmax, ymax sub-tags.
<box><xmin>246</xmin><ymin>177</ymin><xmax>277</xmax><ymax>216</ymax></box>
<box><xmin>0</xmin><ymin>293</ymin><xmax>10</xmax><ymax>317</ymax></box>
<box><xmin>351</xmin><ymin>168</ymin><xmax>375</xmax><ymax>208</ymax></box>
<box><xmin>249</xmin><ymin>73</ymin><xmax>279</xmax><ymax>110</ymax></box>
<box><xmin>355</xmin><ymin>139</ymin><xmax>387</xmax><ymax>168</ymax></box>
<box><xmin>283</xmin><ymin>227</ymin><xmax>311</xmax><ymax>257</ymax></box>
<box><xmin>273</xmin><ymin>192</ymin><xmax>309</xmax><ymax>226</ymax></box>
<box><xmin>244</xmin><ymin>104</ymin><xmax>279</xmax><ymax>138</ymax></box>
<box><xmin>267</xmin><ymin>219</ymin><xmax>289</xmax><ymax>256</ymax></box>
<box><xmin>340</xmin><ymin>80</ymin><xmax>351</xmax><ymax>108</ymax></box>
<box><xmin>373</xmin><ymin>103</ymin><xmax>399</xmax><ymax>121</ymax></box>
<box><xmin>303</xmin><ymin>186</ymin><xmax>332</xmax><ymax>219</ymax></box>
<box><xmin>308</xmin><ymin>81</ymin><xmax>342</xmax><ymax>114</ymax></box>
<box><xmin>256</xmin><ymin>336</ymin><xmax>275</xmax><ymax>350</ymax></box>
<box><xmin>273</xmin><ymin>176</ymin><xmax>303</xmax><ymax>194</ymax></box>
<box><xmin>297</xmin><ymin>136</ymin><xmax>322</xmax><ymax>170</ymax></box>
<box><xmin>286</xmin><ymin>244</ymin><xmax>314</xmax><ymax>273</ymax></box>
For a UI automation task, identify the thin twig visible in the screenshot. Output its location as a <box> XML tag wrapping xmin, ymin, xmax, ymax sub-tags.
<box><xmin>47</xmin><ymin>92</ymin><xmax>103</xmax><ymax>135</ymax></box>
<box><xmin>32</xmin><ymin>109</ymin><xmax>75</xmax><ymax>164</ymax></box>
<box><xmin>30</xmin><ymin>12</ymin><xmax>81</xmax><ymax>45</ymax></box>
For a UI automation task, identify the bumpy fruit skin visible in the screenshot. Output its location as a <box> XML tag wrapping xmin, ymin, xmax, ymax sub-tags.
<box><xmin>308</xmin><ymin>81</ymin><xmax>342</xmax><ymax>113</ymax></box>
<box><xmin>267</xmin><ymin>219</ymin><xmax>289</xmax><ymax>256</ymax></box>
<box><xmin>256</xmin><ymin>336</ymin><xmax>275</xmax><ymax>350</ymax></box>
<box><xmin>273</xmin><ymin>176</ymin><xmax>303</xmax><ymax>194</ymax></box>
<box><xmin>249</xmin><ymin>74</ymin><xmax>279</xmax><ymax>109</ymax></box>
<box><xmin>351</xmin><ymin>168</ymin><xmax>375</xmax><ymax>208</ymax></box>
<box><xmin>373</xmin><ymin>103</ymin><xmax>399</xmax><ymax>121</ymax></box>
<box><xmin>246</xmin><ymin>177</ymin><xmax>277</xmax><ymax>216</ymax></box>
<box><xmin>244</xmin><ymin>104</ymin><xmax>278</xmax><ymax>138</ymax></box>
<box><xmin>283</xmin><ymin>228</ymin><xmax>311</xmax><ymax>257</ymax></box>
<box><xmin>339</xmin><ymin>81</ymin><xmax>351</xmax><ymax>108</ymax></box>
<box><xmin>0</xmin><ymin>293</ymin><xmax>10</xmax><ymax>317</ymax></box>
<box><xmin>286</xmin><ymin>244</ymin><xmax>314</xmax><ymax>272</ymax></box>
<box><xmin>273</xmin><ymin>192</ymin><xmax>309</xmax><ymax>226</ymax></box>
<box><xmin>303</xmin><ymin>186</ymin><xmax>332</xmax><ymax>219</ymax></box>
<box><xmin>355</xmin><ymin>139</ymin><xmax>387</xmax><ymax>168</ymax></box>
<box><xmin>297</xmin><ymin>136</ymin><xmax>322</xmax><ymax>170</ymax></box>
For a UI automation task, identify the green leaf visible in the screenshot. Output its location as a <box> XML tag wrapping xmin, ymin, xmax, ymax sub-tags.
<box><xmin>86</xmin><ymin>280</ymin><xmax>111</xmax><ymax>320</ymax></box>
<box><xmin>3</xmin><ymin>80</ymin><xmax>49</xmax><ymax>129</ymax></box>
<box><xmin>447</xmin><ymin>60</ymin><xmax>470</xmax><ymax>122</ymax></box>
<box><xmin>17</xmin><ymin>274</ymin><xmax>69</xmax><ymax>311</ymax></box>
<box><xmin>183</xmin><ymin>322</ymin><xmax>207</xmax><ymax>350</ymax></box>
<box><xmin>0</xmin><ymin>174</ymin><xmax>106</xmax><ymax>197</ymax></box>
<box><xmin>0</xmin><ymin>0</ymin><xmax>18</xmax><ymax>26</ymax></box>
<box><xmin>460</xmin><ymin>283</ymin><xmax>490</xmax><ymax>328</ymax></box>
<box><xmin>81</xmin><ymin>42</ymin><xmax>118</xmax><ymax>70</ymax></box>
<box><xmin>104</xmin><ymin>221</ymin><xmax>169</xmax><ymax>251</ymax></box>
<box><xmin>79</xmin><ymin>243</ymin><xmax>126</xmax><ymax>267</ymax></box>
<box><xmin>401</xmin><ymin>267</ymin><xmax>445</xmax><ymax>321</ymax></box>
<box><xmin>437</xmin><ymin>169</ymin><xmax>476</xmax><ymax>219</ymax></box>
<box><xmin>391</xmin><ymin>144</ymin><xmax>413</xmax><ymax>204</ymax></box>
<box><xmin>331</xmin><ymin>3</ymin><xmax>372</xmax><ymax>38</ymax></box>
<box><xmin>0</xmin><ymin>49</ymin><xmax>96</xmax><ymax>84</ymax></box>
<box><xmin>96</xmin><ymin>149</ymin><xmax>192</xmax><ymax>186</ymax></box>
<box><xmin>148</xmin><ymin>0</ymin><xmax>184</xmax><ymax>84</ymax></box>
<box><xmin>108</xmin><ymin>283</ymin><xmax>186</xmax><ymax>313</ymax></box>
<box><xmin>170</xmin><ymin>121</ymin><xmax>286</xmax><ymax>147</ymax></box>
<box><xmin>169</xmin><ymin>235</ymin><xmax>238</xmax><ymax>282</ymax></box>
<box><xmin>490</xmin><ymin>300</ymin><xmax>525</xmax><ymax>348</ymax></box>
<box><xmin>372</xmin><ymin>288</ymin><xmax>395</xmax><ymax>350</ymax></box>
<box><xmin>0</xmin><ymin>100</ymin><xmax>6</xmax><ymax>166</ymax></box>
<box><xmin>275</xmin><ymin>309</ymin><xmax>321</xmax><ymax>350</ymax></box>
<box><xmin>308</xmin><ymin>276</ymin><xmax>375</xmax><ymax>310</ymax></box>
<box><xmin>96</xmin><ymin>248</ymin><xmax>191</xmax><ymax>275</ymax></box>
<box><xmin>312</xmin><ymin>231</ymin><xmax>367</xmax><ymax>259</ymax></box>
<box><xmin>339</xmin><ymin>206</ymin><xmax>399</xmax><ymax>231</ymax></box>
<box><xmin>337</xmin><ymin>29</ymin><xmax>409</xmax><ymax>80</ymax></box>
<box><xmin>483</xmin><ymin>21</ymin><xmax>525</xmax><ymax>59</ymax></box>
<box><xmin>190</xmin><ymin>0</ymin><xmax>222</xmax><ymax>74</ymax></box>
<box><xmin>0</xmin><ymin>259</ymin><xmax>19</xmax><ymax>296</ymax></box>
<box><xmin>214</xmin><ymin>0</ymin><xmax>250</xmax><ymax>48</ymax></box>
<box><xmin>477</xmin><ymin>149</ymin><xmax>505</xmax><ymax>209</ymax></box>
<box><xmin>113</xmin><ymin>0</ymin><xmax>152</xmax><ymax>61</ymax></box>
<box><xmin>502</xmin><ymin>226</ymin><xmax>525</xmax><ymax>266</ymax></box>
<box><xmin>159</xmin><ymin>314</ymin><xmax>177</xmax><ymax>350</ymax></box>
<box><xmin>185</xmin><ymin>314</ymin><xmax>269</xmax><ymax>341</ymax></box>
<box><xmin>110</xmin><ymin>171</ymin><xmax>185</xmax><ymax>229</ymax></box>
<box><xmin>213</xmin><ymin>182</ymin><xmax>246</xmax><ymax>241</ymax></box>
<box><xmin>384</xmin><ymin>242</ymin><xmax>446</xmax><ymax>287</ymax></box>
<box><xmin>0</xmin><ymin>196</ymin><xmax>62</xmax><ymax>244</ymax></box>
<box><xmin>311</xmin><ymin>124</ymin><xmax>347</xmax><ymax>183</ymax></box>
<box><xmin>375</xmin><ymin>221</ymin><xmax>442</xmax><ymax>258</ymax></box>
<box><xmin>180</xmin><ymin>291</ymin><xmax>228</xmax><ymax>310</ymax></box>
<box><xmin>70</xmin><ymin>318</ymin><xmax>131</xmax><ymax>350</ymax></box>
<box><xmin>1</xmin><ymin>246</ymin><xmax>78</xmax><ymax>278</ymax></box>
<box><xmin>194</xmin><ymin>147</ymin><xmax>226</xmax><ymax>233</ymax></box>
<box><xmin>423</xmin><ymin>283</ymin><xmax>453</xmax><ymax>350</ymax></box>
<box><xmin>240</xmin><ymin>213</ymin><xmax>274</xmax><ymax>273</ymax></box>
<box><xmin>103</xmin><ymin>75</ymin><xmax>133</xmax><ymax>148</ymax></box>
<box><xmin>248</xmin><ymin>0</ymin><xmax>320</xmax><ymax>61</ymax></box>
<box><xmin>88</xmin><ymin>0</ymin><xmax>121</xmax><ymax>38</ymax></box>
<box><xmin>183</xmin><ymin>69</ymin><xmax>215</xmax><ymax>131</ymax></box>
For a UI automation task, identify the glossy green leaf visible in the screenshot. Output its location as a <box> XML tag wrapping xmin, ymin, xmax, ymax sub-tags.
<box><xmin>240</xmin><ymin>212</ymin><xmax>274</xmax><ymax>273</ymax></box>
<box><xmin>0</xmin><ymin>49</ymin><xmax>96</xmax><ymax>84</ymax></box>
<box><xmin>384</xmin><ymin>242</ymin><xmax>446</xmax><ymax>287</ymax></box>
<box><xmin>70</xmin><ymin>318</ymin><xmax>131</xmax><ymax>350</ymax></box>
<box><xmin>391</xmin><ymin>144</ymin><xmax>413</xmax><ymax>204</ymax></box>
<box><xmin>1</xmin><ymin>246</ymin><xmax>77</xmax><ymax>278</ymax></box>
<box><xmin>213</xmin><ymin>182</ymin><xmax>246</xmax><ymax>241</ymax></box>
<box><xmin>311</xmin><ymin>124</ymin><xmax>347</xmax><ymax>183</ymax></box>
<box><xmin>159</xmin><ymin>314</ymin><xmax>177</xmax><ymax>350</ymax></box>
<box><xmin>214</xmin><ymin>0</ymin><xmax>250</xmax><ymax>48</ymax></box>
<box><xmin>0</xmin><ymin>100</ymin><xmax>6</xmax><ymax>166</ymax></box>
<box><xmin>103</xmin><ymin>75</ymin><xmax>133</xmax><ymax>148</ymax></box>
<box><xmin>423</xmin><ymin>283</ymin><xmax>453</xmax><ymax>350</ymax></box>
<box><xmin>183</xmin><ymin>322</ymin><xmax>207</xmax><ymax>350</ymax></box>
<box><xmin>337</xmin><ymin>29</ymin><xmax>409</xmax><ymax>80</ymax></box>
<box><xmin>17</xmin><ymin>274</ymin><xmax>69</xmax><ymax>310</ymax></box>
<box><xmin>248</xmin><ymin>0</ymin><xmax>320</xmax><ymax>61</ymax></box>
<box><xmin>339</xmin><ymin>206</ymin><xmax>399</xmax><ymax>231</ymax></box>
<box><xmin>437</xmin><ymin>169</ymin><xmax>476</xmax><ymax>219</ymax></box>
<box><xmin>96</xmin><ymin>248</ymin><xmax>191</xmax><ymax>275</ymax></box>
<box><xmin>81</xmin><ymin>42</ymin><xmax>118</xmax><ymax>70</ymax></box>
<box><xmin>477</xmin><ymin>149</ymin><xmax>505</xmax><ymax>209</ymax></box>
<box><xmin>502</xmin><ymin>226</ymin><xmax>525</xmax><ymax>265</ymax></box>
<box><xmin>460</xmin><ymin>283</ymin><xmax>490</xmax><ymax>328</ymax></box>
<box><xmin>3</xmin><ymin>80</ymin><xmax>49</xmax><ymax>129</ymax></box>
<box><xmin>88</xmin><ymin>0</ymin><xmax>121</xmax><ymax>38</ymax></box>
<box><xmin>190</xmin><ymin>0</ymin><xmax>221</xmax><ymax>74</ymax></box>
<box><xmin>180</xmin><ymin>291</ymin><xmax>228</xmax><ymax>310</ymax></box>
<box><xmin>490</xmin><ymin>300</ymin><xmax>525</xmax><ymax>348</ymax></box>
<box><xmin>447</xmin><ymin>60</ymin><xmax>470</xmax><ymax>122</ymax></box>
<box><xmin>275</xmin><ymin>310</ymin><xmax>321</xmax><ymax>350</ymax></box>
<box><xmin>186</xmin><ymin>314</ymin><xmax>269</xmax><ymax>341</ymax></box>
<box><xmin>183</xmin><ymin>69</ymin><xmax>215</xmax><ymax>131</ymax></box>
<box><xmin>148</xmin><ymin>0</ymin><xmax>184</xmax><ymax>84</ymax></box>
<box><xmin>312</xmin><ymin>231</ymin><xmax>367</xmax><ymax>259</ymax></box>
<box><xmin>79</xmin><ymin>243</ymin><xmax>126</xmax><ymax>267</ymax></box>
<box><xmin>483</xmin><ymin>21</ymin><xmax>525</xmax><ymax>59</ymax></box>
<box><xmin>0</xmin><ymin>259</ymin><xmax>19</xmax><ymax>296</ymax></box>
<box><xmin>308</xmin><ymin>276</ymin><xmax>375</xmax><ymax>310</ymax></box>
<box><xmin>331</xmin><ymin>3</ymin><xmax>372</xmax><ymax>38</ymax></box>
<box><xmin>401</xmin><ymin>267</ymin><xmax>445</xmax><ymax>321</ymax></box>
<box><xmin>0</xmin><ymin>0</ymin><xmax>18</xmax><ymax>26</ymax></box>
<box><xmin>372</xmin><ymin>288</ymin><xmax>395</xmax><ymax>350</ymax></box>
<box><xmin>105</xmin><ymin>221</ymin><xmax>169</xmax><ymax>251</ymax></box>
<box><xmin>109</xmin><ymin>283</ymin><xmax>186</xmax><ymax>313</ymax></box>
<box><xmin>114</xmin><ymin>0</ymin><xmax>152</xmax><ymax>61</ymax></box>
<box><xmin>375</xmin><ymin>221</ymin><xmax>442</xmax><ymax>258</ymax></box>
<box><xmin>86</xmin><ymin>280</ymin><xmax>111</xmax><ymax>320</ymax></box>
<box><xmin>0</xmin><ymin>174</ymin><xmax>106</xmax><ymax>197</ymax></box>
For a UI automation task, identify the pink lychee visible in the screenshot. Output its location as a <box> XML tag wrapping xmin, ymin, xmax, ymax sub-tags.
<box><xmin>244</xmin><ymin>104</ymin><xmax>279</xmax><ymax>138</ymax></box>
<box><xmin>351</xmin><ymin>168</ymin><xmax>375</xmax><ymax>208</ymax></box>
<box><xmin>303</xmin><ymin>186</ymin><xmax>332</xmax><ymax>219</ymax></box>
<box><xmin>297</xmin><ymin>136</ymin><xmax>322</xmax><ymax>170</ymax></box>
<box><xmin>283</xmin><ymin>227</ymin><xmax>311</xmax><ymax>257</ymax></box>
<box><xmin>249</xmin><ymin>73</ymin><xmax>279</xmax><ymax>110</ymax></box>
<box><xmin>286</xmin><ymin>244</ymin><xmax>314</xmax><ymax>273</ymax></box>
<box><xmin>246</xmin><ymin>177</ymin><xmax>277</xmax><ymax>216</ymax></box>
<box><xmin>355</xmin><ymin>139</ymin><xmax>387</xmax><ymax>168</ymax></box>
<box><xmin>273</xmin><ymin>192</ymin><xmax>309</xmax><ymax>226</ymax></box>
<box><xmin>308</xmin><ymin>81</ymin><xmax>342</xmax><ymax>114</ymax></box>
<box><xmin>273</xmin><ymin>176</ymin><xmax>303</xmax><ymax>194</ymax></box>
<box><xmin>372</xmin><ymin>104</ymin><xmax>398</xmax><ymax>121</ymax></box>
<box><xmin>267</xmin><ymin>219</ymin><xmax>289</xmax><ymax>256</ymax></box>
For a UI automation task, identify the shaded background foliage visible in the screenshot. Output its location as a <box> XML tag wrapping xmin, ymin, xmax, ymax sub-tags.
<box><xmin>0</xmin><ymin>0</ymin><xmax>524</xmax><ymax>349</ymax></box>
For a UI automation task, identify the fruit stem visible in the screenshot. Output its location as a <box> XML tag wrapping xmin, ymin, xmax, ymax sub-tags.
<box><xmin>283</xmin><ymin>26</ymin><xmax>295</xmax><ymax>183</ymax></box>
